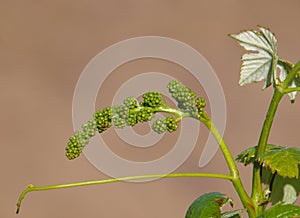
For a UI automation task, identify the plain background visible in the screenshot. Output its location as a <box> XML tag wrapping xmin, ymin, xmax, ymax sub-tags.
<box><xmin>1</xmin><ymin>1</ymin><xmax>300</xmax><ymax>217</ymax></box>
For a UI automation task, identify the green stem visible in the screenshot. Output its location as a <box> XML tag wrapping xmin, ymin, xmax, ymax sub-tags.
<box><xmin>201</xmin><ymin>118</ymin><xmax>237</xmax><ymax>176</ymax></box>
<box><xmin>251</xmin><ymin>61</ymin><xmax>300</xmax><ymax>213</ymax></box>
<box><xmin>16</xmin><ymin>172</ymin><xmax>232</xmax><ymax>214</ymax></box>
<box><xmin>154</xmin><ymin>106</ymin><xmax>190</xmax><ymax>118</ymax></box>
<box><xmin>256</xmin><ymin>89</ymin><xmax>283</xmax><ymax>159</ymax></box>
<box><xmin>282</xmin><ymin>87</ymin><xmax>300</xmax><ymax>94</ymax></box>
<box><xmin>200</xmin><ymin>117</ymin><xmax>255</xmax><ymax>217</ymax></box>
<box><xmin>283</xmin><ymin>60</ymin><xmax>300</xmax><ymax>89</ymax></box>
<box><xmin>251</xmin><ymin>88</ymin><xmax>283</xmax><ymax>214</ymax></box>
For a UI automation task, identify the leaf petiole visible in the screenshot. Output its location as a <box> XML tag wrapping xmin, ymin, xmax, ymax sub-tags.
<box><xmin>282</xmin><ymin>87</ymin><xmax>300</xmax><ymax>94</ymax></box>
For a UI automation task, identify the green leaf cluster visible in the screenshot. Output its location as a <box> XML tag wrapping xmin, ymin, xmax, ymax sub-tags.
<box><xmin>236</xmin><ymin>144</ymin><xmax>300</xmax><ymax>179</ymax></box>
<box><xmin>236</xmin><ymin>145</ymin><xmax>300</xmax><ymax>207</ymax></box>
<box><xmin>185</xmin><ymin>192</ymin><xmax>244</xmax><ymax>218</ymax></box>
<box><xmin>230</xmin><ymin>26</ymin><xmax>300</xmax><ymax>102</ymax></box>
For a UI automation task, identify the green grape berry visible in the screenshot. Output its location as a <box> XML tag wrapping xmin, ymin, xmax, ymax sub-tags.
<box><xmin>142</xmin><ymin>92</ymin><xmax>163</xmax><ymax>107</ymax></box>
<box><xmin>166</xmin><ymin>116</ymin><xmax>178</xmax><ymax>133</ymax></box>
<box><xmin>136</xmin><ymin>107</ymin><xmax>153</xmax><ymax>122</ymax></box>
<box><xmin>152</xmin><ymin>118</ymin><xmax>167</xmax><ymax>134</ymax></box>
<box><xmin>124</xmin><ymin>96</ymin><xmax>139</xmax><ymax>109</ymax></box>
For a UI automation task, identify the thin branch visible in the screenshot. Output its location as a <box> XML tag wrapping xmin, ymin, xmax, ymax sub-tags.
<box><xmin>16</xmin><ymin>172</ymin><xmax>232</xmax><ymax>214</ymax></box>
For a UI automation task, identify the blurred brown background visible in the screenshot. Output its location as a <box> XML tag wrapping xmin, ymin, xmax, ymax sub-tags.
<box><xmin>1</xmin><ymin>1</ymin><xmax>300</xmax><ymax>217</ymax></box>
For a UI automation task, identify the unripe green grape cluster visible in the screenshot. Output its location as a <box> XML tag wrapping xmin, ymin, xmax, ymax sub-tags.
<box><xmin>167</xmin><ymin>80</ymin><xmax>196</xmax><ymax>103</ymax></box>
<box><xmin>112</xmin><ymin>105</ymin><xmax>129</xmax><ymax>128</ymax></box>
<box><xmin>113</xmin><ymin>94</ymin><xmax>163</xmax><ymax>127</ymax></box>
<box><xmin>65</xmin><ymin>137</ymin><xmax>82</xmax><ymax>160</ymax></box>
<box><xmin>178</xmin><ymin>100</ymin><xmax>198</xmax><ymax>112</ymax></box>
<box><xmin>152</xmin><ymin>118</ymin><xmax>167</xmax><ymax>134</ymax></box>
<box><xmin>136</xmin><ymin>107</ymin><xmax>153</xmax><ymax>122</ymax></box>
<box><xmin>127</xmin><ymin>114</ymin><xmax>138</xmax><ymax>126</ymax></box>
<box><xmin>195</xmin><ymin>97</ymin><xmax>206</xmax><ymax>116</ymax></box>
<box><xmin>123</xmin><ymin>96</ymin><xmax>139</xmax><ymax>109</ymax></box>
<box><xmin>123</xmin><ymin>96</ymin><xmax>139</xmax><ymax>126</ymax></box>
<box><xmin>152</xmin><ymin>116</ymin><xmax>178</xmax><ymax>134</ymax></box>
<box><xmin>94</xmin><ymin>107</ymin><xmax>113</xmax><ymax>133</ymax></box>
<box><xmin>168</xmin><ymin>80</ymin><xmax>206</xmax><ymax>118</ymax></box>
<box><xmin>142</xmin><ymin>91</ymin><xmax>163</xmax><ymax>107</ymax></box>
<box><xmin>66</xmin><ymin>80</ymin><xmax>206</xmax><ymax>160</ymax></box>
<box><xmin>65</xmin><ymin>119</ymin><xmax>98</xmax><ymax>160</ymax></box>
<box><xmin>165</xmin><ymin>116</ymin><xmax>178</xmax><ymax>133</ymax></box>
<box><xmin>65</xmin><ymin>107</ymin><xmax>112</xmax><ymax>160</ymax></box>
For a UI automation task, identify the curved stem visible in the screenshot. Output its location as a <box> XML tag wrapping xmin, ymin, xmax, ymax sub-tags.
<box><xmin>201</xmin><ymin>118</ymin><xmax>237</xmax><ymax>177</ymax></box>
<box><xmin>154</xmin><ymin>106</ymin><xmax>190</xmax><ymax>118</ymax></box>
<box><xmin>131</xmin><ymin>105</ymin><xmax>190</xmax><ymax>119</ymax></box>
<box><xmin>200</xmin><ymin>117</ymin><xmax>255</xmax><ymax>217</ymax></box>
<box><xmin>16</xmin><ymin>172</ymin><xmax>232</xmax><ymax>214</ymax></box>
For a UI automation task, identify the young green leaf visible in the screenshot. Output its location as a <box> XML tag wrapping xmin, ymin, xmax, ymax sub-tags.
<box><xmin>278</xmin><ymin>59</ymin><xmax>300</xmax><ymax>102</ymax></box>
<box><xmin>258</xmin><ymin>147</ymin><xmax>300</xmax><ymax>179</ymax></box>
<box><xmin>257</xmin><ymin>203</ymin><xmax>300</xmax><ymax>218</ymax></box>
<box><xmin>185</xmin><ymin>192</ymin><xmax>230</xmax><ymax>218</ymax></box>
<box><xmin>242</xmin><ymin>144</ymin><xmax>300</xmax><ymax>186</ymax></box>
<box><xmin>229</xmin><ymin>26</ymin><xmax>278</xmax><ymax>88</ymax></box>
<box><xmin>235</xmin><ymin>144</ymin><xmax>281</xmax><ymax>166</ymax></box>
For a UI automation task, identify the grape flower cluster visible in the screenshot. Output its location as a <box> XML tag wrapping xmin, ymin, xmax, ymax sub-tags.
<box><xmin>152</xmin><ymin>116</ymin><xmax>178</xmax><ymax>134</ymax></box>
<box><xmin>66</xmin><ymin>80</ymin><xmax>206</xmax><ymax>159</ymax></box>
<box><xmin>65</xmin><ymin>107</ymin><xmax>112</xmax><ymax>160</ymax></box>
<box><xmin>167</xmin><ymin>80</ymin><xmax>206</xmax><ymax>118</ymax></box>
<box><xmin>65</xmin><ymin>119</ymin><xmax>97</xmax><ymax>160</ymax></box>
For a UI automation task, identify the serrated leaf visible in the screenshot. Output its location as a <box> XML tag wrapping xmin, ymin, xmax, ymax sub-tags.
<box><xmin>221</xmin><ymin>209</ymin><xmax>245</xmax><ymax>218</ymax></box>
<box><xmin>236</xmin><ymin>144</ymin><xmax>281</xmax><ymax>166</ymax></box>
<box><xmin>257</xmin><ymin>203</ymin><xmax>300</xmax><ymax>218</ymax></box>
<box><xmin>259</xmin><ymin>147</ymin><xmax>300</xmax><ymax>178</ymax></box>
<box><xmin>229</xmin><ymin>26</ymin><xmax>278</xmax><ymax>88</ymax></box>
<box><xmin>185</xmin><ymin>192</ymin><xmax>229</xmax><ymax>218</ymax></box>
<box><xmin>261</xmin><ymin>166</ymin><xmax>300</xmax><ymax>205</ymax></box>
